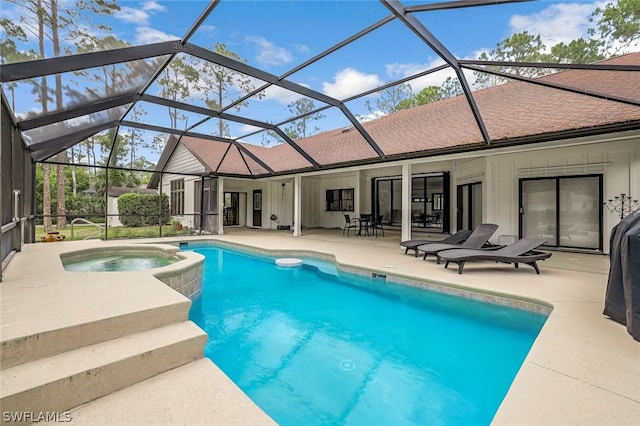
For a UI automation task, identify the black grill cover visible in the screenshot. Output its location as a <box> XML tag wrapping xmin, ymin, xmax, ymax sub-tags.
<box><xmin>603</xmin><ymin>210</ymin><xmax>640</xmax><ymax>341</ymax></box>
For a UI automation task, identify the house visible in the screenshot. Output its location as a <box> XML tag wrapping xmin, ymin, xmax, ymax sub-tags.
<box><xmin>150</xmin><ymin>53</ymin><xmax>640</xmax><ymax>253</ymax></box>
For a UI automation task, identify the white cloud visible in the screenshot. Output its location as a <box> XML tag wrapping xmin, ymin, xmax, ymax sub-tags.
<box><xmin>142</xmin><ymin>1</ymin><xmax>167</xmax><ymax>12</ymax></box>
<box><xmin>135</xmin><ymin>27</ymin><xmax>179</xmax><ymax>45</ymax></box>
<box><xmin>116</xmin><ymin>6</ymin><xmax>150</xmax><ymax>25</ymax></box>
<box><xmin>293</xmin><ymin>43</ymin><xmax>311</xmax><ymax>55</ymax></box>
<box><xmin>239</xmin><ymin>124</ymin><xmax>262</xmax><ymax>134</ymax></box>
<box><xmin>322</xmin><ymin>68</ymin><xmax>383</xmax><ymax>99</ymax></box>
<box><xmin>385</xmin><ymin>59</ymin><xmax>455</xmax><ymax>93</ymax></box>
<box><xmin>198</xmin><ymin>25</ymin><xmax>218</xmax><ymax>37</ymax></box>
<box><xmin>357</xmin><ymin>111</ymin><xmax>385</xmax><ymax>123</ymax></box>
<box><xmin>386</xmin><ymin>62</ymin><xmax>428</xmax><ymax>80</ymax></box>
<box><xmin>245</xmin><ymin>36</ymin><xmax>293</xmax><ymax>67</ymax></box>
<box><xmin>509</xmin><ymin>2</ymin><xmax>605</xmax><ymax>48</ymax></box>
<box><xmin>261</xmin><ymin>85</ymin><xmax>304</xmax><ymax>105</ymax></box>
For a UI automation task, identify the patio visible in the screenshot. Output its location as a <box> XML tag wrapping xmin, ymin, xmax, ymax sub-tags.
<box><xmin>1</xmin><ymin>229</ymin><xmax>638</xmax><ymax>425</ymax></box>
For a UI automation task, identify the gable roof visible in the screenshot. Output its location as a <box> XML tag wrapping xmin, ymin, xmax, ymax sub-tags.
<box><xmin>155</xmin><ymin>52</ymin><xmax>640</xmax><ymax>180</ymax></box>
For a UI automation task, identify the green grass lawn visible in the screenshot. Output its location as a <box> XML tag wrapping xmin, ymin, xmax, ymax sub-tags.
<box><xmin>36</xmin><ymin>224</ymin><xmax>192</xmax><ymax>242</ymax></box>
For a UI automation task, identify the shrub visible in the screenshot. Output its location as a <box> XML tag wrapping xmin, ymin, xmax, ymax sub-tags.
<box><xmin>118</xmin><ymin>193</ymin><xmax>170</xmax><ymax>227</ymax></box>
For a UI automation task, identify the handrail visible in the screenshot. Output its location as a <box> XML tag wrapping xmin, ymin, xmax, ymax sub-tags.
<box><xmin>1</xmin><ymin>222</ymin><xmax>17</xmax><ymax>234</ymax></box>
<box><xmin>70</xmin><ymin>218</ymin><xmax>104</xmax><ymax>240</ymax></box>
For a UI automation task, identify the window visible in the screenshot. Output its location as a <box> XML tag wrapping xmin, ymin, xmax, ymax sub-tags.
<box><xmin>326</xmin><ymin>188</ymin><xmax>354</xmax><ymax>211</ymax></box>
<box><xmin>170</xmin><ymin>179</ymin><xmax>184</xmax><ymax>215</ymax></box>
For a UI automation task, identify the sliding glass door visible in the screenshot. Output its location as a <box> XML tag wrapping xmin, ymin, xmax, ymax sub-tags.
<box><xmin>520</xmin><ymin>175</ymin><xmax>602</xmax><ymax>250</ymax></box>
<box><xmin>411</xmin><ymin>175</ymin><xmax>446</xmax><ymax>232</ymax></box>
<box><xmin>375</xmin><ymin>179</ymin><xmax>401</xmax><ymax>226</ymax></box>
<box><xmin>374</xmin><ymin>172</ymin><xmax>449</xmax><ymax>233</ymax></box>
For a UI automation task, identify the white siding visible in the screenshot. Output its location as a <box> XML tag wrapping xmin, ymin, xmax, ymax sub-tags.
<box><xmin>302</xmin><ymin>178</ymin><xmax>321</xmax><ymax>228</ymax></box>
<box><xmin>485</xmin><ymin>138</ymin><xmax>640</xmax><ymax>252</ymax></box>
<box><xmin>161</xmin><ymin>145</ymin><xmax>206</xmax><ymax>229</ymax></box>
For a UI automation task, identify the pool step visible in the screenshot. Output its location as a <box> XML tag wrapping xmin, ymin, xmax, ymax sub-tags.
<box><xmin>0</xmin><ymin>297</ymin><xmax>191</xmax><ymax>370</ymax></box>
<box><xmin>62</xmin><ymin>359</ymin><xmax>277</xmax><ymax>425</ymax></box>
<box><xmin>0</xmin><ymin>321</ymin><xmax>207</xmax><ymax>418</ymax></box>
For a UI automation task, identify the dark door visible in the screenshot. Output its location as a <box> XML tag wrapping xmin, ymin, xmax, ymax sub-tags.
<box><xmin>457</xmin><ymin>182</ymin><xmax>482</xmax><ymax>231</ymax></box>
<box><xmin>224</xmin><ymin>192</ymin><xmax>240</xmax><ymax>226</ymax></box>
<box><xmin>253</xmin><ymin>190</ymin><xmax>262</xmax><ymax>227</ymax></box>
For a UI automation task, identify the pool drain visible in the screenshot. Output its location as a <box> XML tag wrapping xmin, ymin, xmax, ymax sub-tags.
<box><xmin>339</xmin><ymin>359</ymin><xmax>355</xmax><ymax>371</ymax></box>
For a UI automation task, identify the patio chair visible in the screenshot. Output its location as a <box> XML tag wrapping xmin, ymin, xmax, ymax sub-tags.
<box><xmin>400</xmin><ymin>229</ymin><xmax>472</xmax><ymax>257</ymax></box>
<box><xmin>371</xmin><ymin>214</ymin><xmax>385</xmax><ymax>238</ymax></box>
<box><xmin>417</xmin><ymin>223</ymin><xmax>499</xmax><ymax>263</ymax></box>
<box><xmin>439</xmin><ymin>237</ymin><xmax>552</xmax><ymax>274</ymax></box>
<box><xmin>343</xmin><ymin>214</ymin><xmax>358</xmax><ymax>237</ymax></box>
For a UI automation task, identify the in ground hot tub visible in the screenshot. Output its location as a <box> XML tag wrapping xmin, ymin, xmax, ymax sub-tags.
<box><xmin>60</xmin><ymin>244</ymin><xmax>204</xmax><ymax>299</ymax></box>
<box><xmin>63</xmin><ymin>253</ymin><xmax>178</xmax><ymax>272</ymax></box>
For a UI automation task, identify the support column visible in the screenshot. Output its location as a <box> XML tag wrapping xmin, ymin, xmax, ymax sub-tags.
<box><xmin>217</xmin><ymin>177</ymin><xmax>224</xmax><ymax>235</ymax></box>
<box><xmin>293</xmin><ymin>175</ymin><xmax>302</xmax><ymax>237</ymax></box>
<box><xmin>402</xmin><ymin>162</ymin><xmax>412</xmax><ymax>242</ymax></box>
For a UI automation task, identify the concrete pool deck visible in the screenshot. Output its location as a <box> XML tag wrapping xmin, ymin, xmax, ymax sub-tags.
<box><xmin>1</xmin><ymin>228</ymin><xmax>638</xmax><ymax>425</ymax></box>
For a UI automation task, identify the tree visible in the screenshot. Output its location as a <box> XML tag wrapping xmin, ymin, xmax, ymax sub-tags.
<box><xmin>157</xmin><ymin>56</ymin><xmax>200</xmax><ymax>130</ymax></box>
<box><xmin>363</xmin><ymin>82</ymin><xmax>413</xmax><ymax>119</ymax></box>
<box><xmin>0</xmin><ymin>19</ymin><xmax>36</xmax><ymax>110</ymax></box>
<box><xmin>590</xmin><ymin>0</ymin><xmax>640</xmax><ymax>54</ymax></box>
<box><xmin>475</xmin><ymin>1</ymin><xmax>638</xmax><ymax>90</ymax></box>
<box><xmin>550</xmin><ymin>39</ymin><xmax>605</xmax><ymax>64</ymax></box>
<box><xmin>7</xmin><ymin>0</ymin><xmax>120</xmax><ymax>229</ymax></box>
<box><xmin>283</xmin><ymin>98</ymin><xmax>326</xmax><ymax>140</ymax></box>
<box><xmin>397</xmin><ymin>86</ymin><xmax>444</xmax><ymax>110</ymax></box>
<box><xmin>475</xmin><ymin>31</ymin><xmax>551</xmax><ymax>89</ymax></box>
<box><xmin>199</xmin><ymin>43</ymin><xmax>265</xmax><ymax>137</ymax></box>
<box><xmin>440</xmin><ymin>77</ymin><xmax>463</xmax><ymax>99</ymax></box>
<box><xmin>261</xmin><ymin>98</ymin><xmax>326</xmax><ymax>145</ymax></box>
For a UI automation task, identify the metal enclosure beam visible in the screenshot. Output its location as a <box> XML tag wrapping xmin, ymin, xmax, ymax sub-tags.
<box><xmin>0</xmin><ymin>42</ymin><xmax>181</xmax><ymax>82</ymax></box>
<box><xmin>140</xmin><ymin>95</ymin><xmax>320</xmax><ymax>168</ymax></box>
<box><xmin>381</xmin><ymin>0</ymin><xmax>491</xmax><ymax>144</ymax></box>
<box><xmin>18</xmin><ymin>94</ymin><xmax>139</xmax><ymax>131</ymax></box>
<box><xmin>406</xmin><ymin>0</ymin><xmax>534</xmax><ymax>13</ymax></box>
<box><xmin>462</xmin><ymin>64</ymin><xmax>640</xmax><ymax>107</ymax></box>
<box><xmin>185</xmin><ymin>43</ymin><xmax>386</xmax><ymax>158</ymax></box>
<box><xmin>28</xmin><ymin>121</ymin><xmax>116</xmax><ymax>152</ymax></box>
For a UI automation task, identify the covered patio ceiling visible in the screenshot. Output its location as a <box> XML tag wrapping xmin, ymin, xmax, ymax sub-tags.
<box><xmin>1</xmin><ymin>0</ymin><xmax>639</xmax><ymax>178</ymax></box>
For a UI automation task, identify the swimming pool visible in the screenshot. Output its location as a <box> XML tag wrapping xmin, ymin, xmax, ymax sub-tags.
<box><xmin>187</xmin><ymin>244</ymin><xmax>547</xmax><ymax>426</ymax></box>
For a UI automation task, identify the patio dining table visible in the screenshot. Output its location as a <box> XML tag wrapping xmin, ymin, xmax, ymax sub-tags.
<box><xmin>355</xmin><ymin>215</ymin><xmax>372</xmax><ymax>236</ymax></box>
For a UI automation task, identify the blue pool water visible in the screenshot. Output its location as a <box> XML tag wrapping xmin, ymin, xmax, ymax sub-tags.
<box><xmin>187</xmin><ymin>244</ymin><xmax>547</xmax><ymax>426</ymax></box>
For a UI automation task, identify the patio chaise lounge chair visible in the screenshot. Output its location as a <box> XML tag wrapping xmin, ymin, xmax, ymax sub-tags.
<box><xmin>438</xmin><ymin>237</ymin><xmax>552</xmax><ymax>274</ymax></box>
<box><xmin>400</xmin><ymin>229</ymin><xmax>472</xmax><ymax>257</ymax></box>
<box><xmin>416</xmin><ymin>223</ymin><xmax>499</xmax><ymax>263</ymax></box>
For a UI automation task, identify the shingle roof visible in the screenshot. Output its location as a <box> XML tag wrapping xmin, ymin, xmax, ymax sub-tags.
<box><xmin>107</xmin><ymin>186</ymin><xmax>158</xmax><ymax>197</ymax></box>
<box><xmin>167</xmin><ymin>52</ymin><xmax>640</xmax><ymax>177</ymax></box>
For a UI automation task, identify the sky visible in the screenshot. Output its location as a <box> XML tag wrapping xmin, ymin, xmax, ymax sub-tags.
<box><xmin>0</xmin><ymin>0</ymin><xmax>613</xmax><ymax>158</ymax></box>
